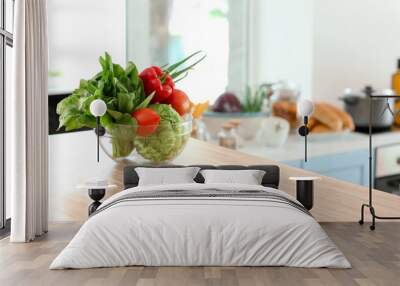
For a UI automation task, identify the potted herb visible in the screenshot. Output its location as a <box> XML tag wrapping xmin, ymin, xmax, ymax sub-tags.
<box><xmin>203</xmin><ymin>84</ymin><xmax>273</xmax><ymax>139</ymax></box>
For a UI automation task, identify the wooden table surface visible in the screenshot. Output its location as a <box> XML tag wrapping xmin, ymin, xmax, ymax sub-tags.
<box><xmin>60</xmin><ymin>137</ymin><xmax>400</xmax><ymax>223</ymax></box>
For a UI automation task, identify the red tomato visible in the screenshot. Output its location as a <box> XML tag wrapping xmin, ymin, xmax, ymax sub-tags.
<box><xmin>132</xmin><ymin>108</ymin><xmax>160</xmax><ymax>137</ymax></box>
<box><xmin>166</xmin><ymin>89</ymin><xmax>190</xmax><ymax>116</ymax></box>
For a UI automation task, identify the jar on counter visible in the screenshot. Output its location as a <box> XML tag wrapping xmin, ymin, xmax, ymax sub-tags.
<box><xmin>218</xmin><ymin>123</ymin><xmax>237</xmax><ymax>150</ymax></box>
<box><xmin>227</xmin><ymin>119</ymin><xmax>244</xmax><ymax>148</ymax></box>
<box><xmin>271</xmin><ymin>82</ymin><xmax>301</xmax><ymax>129</ymax></box>
<box><xmin>191</xmin><ymin>118</ymin><xmax>210</xmax><ymax>141</ymax></box>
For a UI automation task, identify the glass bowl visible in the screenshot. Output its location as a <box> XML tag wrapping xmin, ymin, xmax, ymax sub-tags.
<box><xmin>99</xmin><ymin>118</ymin><xmax>192</xmax><ymax>164</ymax></box>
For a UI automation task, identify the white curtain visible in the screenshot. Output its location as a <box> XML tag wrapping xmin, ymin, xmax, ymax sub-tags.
<box><xmin>9</xmin><ymin>0</ymin><xmax>48</xmax><ymax>242</ymax></box>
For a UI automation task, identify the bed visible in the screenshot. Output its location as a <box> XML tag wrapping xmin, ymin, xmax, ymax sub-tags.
<box><xmin>50</xmin><ymin>165</ymin><xmax>350</xmax><ymax>269</ymax></box>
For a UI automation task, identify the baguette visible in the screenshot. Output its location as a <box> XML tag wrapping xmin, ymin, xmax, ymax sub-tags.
<box><xmin>320</xmin><ymin>103</ymin><xmax>355</xmax><ymax>131</ymax></box>
<box><xmin>312</xmin><ymin>103</ymin><xmax>343</xmax><ymax>131</ymax></box>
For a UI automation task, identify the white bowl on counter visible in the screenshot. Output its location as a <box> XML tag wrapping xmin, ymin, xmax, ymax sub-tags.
<box><xmin>203</xmin><ymin>111</ymin><xmax>267</xmax><ymax>140</ymax></box>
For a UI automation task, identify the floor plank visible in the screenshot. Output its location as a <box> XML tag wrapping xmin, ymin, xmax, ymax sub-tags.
<box><xmin>1</xmin><ymin>222</ymin><xmax>400</xmax><ymax>286</ymax></box>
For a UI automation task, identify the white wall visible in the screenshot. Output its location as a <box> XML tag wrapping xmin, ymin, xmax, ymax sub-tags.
<box><xmin>46</xmin><ymin>1</ymin><xmax>400</xmax><ymax>102</ymax></box>
<box><xmin>250</xmin><ymin>0</ymin><xmax>314</xmax><ymax>98</ymax></box>
<box><xmin>251</xmin><ymin>0</ymin><xmax>400</xmax><ymax>105</ymax></box>
<box><xmin>48</xmin><ymin>0</ymin><xmax>126</xmax><ymax>93</ymax></box>
<box><xmin>313</xmin><ymin>0</ymin><xmax>400</xmax><ymax>105</ymax></box>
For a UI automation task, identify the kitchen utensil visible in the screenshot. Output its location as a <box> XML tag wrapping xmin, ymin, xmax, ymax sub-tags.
<box><xmin>340</xmin><ymin>86</ymin><xmax>395</xmax><ymax>130</ymax></box>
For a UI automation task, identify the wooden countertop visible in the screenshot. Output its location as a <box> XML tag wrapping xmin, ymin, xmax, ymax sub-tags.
<box><xmin>238</xmin><ymin>132</ymin><xmax>369</xmax><ymax>161</ymax></box>
<box><xmin>177</xmin><ymin>140</ymin><xmax>400</xmax><ymax>222</ymax></box>
<box><xmin>50</xmin><ymin>132</ymin><xmax>400</xmax><ymax>222</ymax></box>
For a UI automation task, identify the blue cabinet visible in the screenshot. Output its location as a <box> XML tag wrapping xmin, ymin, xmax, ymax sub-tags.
<box><xmin>284</xmin><ymin>149</ymin><xmax>369</xmax><ymax>186</ymax></box>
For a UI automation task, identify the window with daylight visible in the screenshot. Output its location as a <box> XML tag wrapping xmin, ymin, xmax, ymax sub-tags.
<box><xmin>127</xmin><ymin>0</ymin><xmax>230</xmax><ymax>104</ymax></box>
<box><xmin>0</xmin><ymin>0</ymin><xmax>14</xmax><ymax>234</ymax></box>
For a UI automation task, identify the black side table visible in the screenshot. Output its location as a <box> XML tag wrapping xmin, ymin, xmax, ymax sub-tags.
<box><xmin>289</xmin><ymin>177</ymin><xmax>320</xmax><ymax>210</ymax></box>
<box><xmin>88</xmin><ymin>188</ymin><xmax>106</xmax><ymax>215</ymax></box>
<box><xmin>77</xmin><ymin>183</ymin><xmax>116</xmax><ymax>216</ymax></box>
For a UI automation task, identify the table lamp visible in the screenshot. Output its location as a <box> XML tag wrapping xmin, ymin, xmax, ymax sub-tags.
<box><xmin>297</xmin><ymin>99</ymin><xmax>314</xmax><ymax>162</ymax></box>
<box><xmin>89</xmin><ymin>99</ymin><xmax>107</xmax><ymax>162</ymax></box>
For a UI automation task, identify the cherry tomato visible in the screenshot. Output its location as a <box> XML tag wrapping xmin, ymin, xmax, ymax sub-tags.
<box><xmin>166</xmin><ymin>89</ymin><xmax>190</xmax><ymax>116</ymax></box>
<box><xmin>132</xmin><ymin>108</ymin><xmax>160</xmax><ymax>137</ymax></box>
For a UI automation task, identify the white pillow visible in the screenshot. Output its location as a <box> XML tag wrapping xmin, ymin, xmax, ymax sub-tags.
<box><xmin>135</xmin><ymin>167</ymin><xmax>201</xmax><ymax>186</ymax></box>
<box><xmin>200</xmin><ymin>169</ymin><xmax>266</xmax><ymax>185</ymax></box>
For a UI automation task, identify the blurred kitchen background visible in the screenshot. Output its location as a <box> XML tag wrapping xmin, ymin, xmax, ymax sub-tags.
<box><xmin>47</xmin><ymin>0</ymin><xmax>400</xmax><ymax>195</ymax></box>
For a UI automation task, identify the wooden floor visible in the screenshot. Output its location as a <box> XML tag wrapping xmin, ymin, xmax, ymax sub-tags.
<box><xmin>1</xmin><ymin>222</ymin><xmax>400</xmax><ymax>286</ymax></box>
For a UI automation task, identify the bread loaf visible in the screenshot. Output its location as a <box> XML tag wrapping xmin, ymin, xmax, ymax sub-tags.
<box><xmin>312</xmin><ymin>103</ymin><xmax>343</xmax><ymax>131</ymax></box>
<box><xmin>311</xmin><ymin>124</ymin><xmax>333</xmax><ymax>133</ymax></box>
<box><xmin>272</xmin><ymin>101</ymin><xmax>298</xmax><ymax>128</ymax></box>
<box><xmin>308</xmin><ymin>117</ymin><xmax>318</xmax><ymax>130</ymax></box>
<box><xmin>320</xmin><ymin>103</ymin><xmax>355</xmax><ymax>131</ymax></box>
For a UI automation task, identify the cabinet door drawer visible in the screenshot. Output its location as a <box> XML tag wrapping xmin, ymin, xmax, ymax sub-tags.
<box><xmin>376</xmin><ymin>144</ymin><xmax>400</xmax><ymax>178</ymax></box>
<box><xmin>303</xmin><ymin>150</ymin><xmax>368</xmax><ymax>172</ymax></box>
<box><xmin>302</xmin><ymin>149</ymin><xmax>369</xmax><ymax>186</ymax></box>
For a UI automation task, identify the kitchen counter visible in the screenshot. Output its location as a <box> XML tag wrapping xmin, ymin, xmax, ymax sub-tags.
<box><xmin>239</xmin><ymin>132</ymin><xmax>368</xmax><ymax>162</ymax></box>
<box><xmin>371</xmin><ymin>129</ymin><xmax>400</xmax><ymax>146</ymax></box>
<box><xmin>49</xmin><ymin>131</ymin><xmax>400</xmax><ymax>222</ymax></box>
<box><xmin>238</xmin><ymin>131</ymin><xmax>400</xmax><ymax>162</ymax></box>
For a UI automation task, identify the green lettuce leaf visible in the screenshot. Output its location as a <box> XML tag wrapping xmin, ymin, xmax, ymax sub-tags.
<box><xmin>56</xmin><ymin>52</ymin><xmax>145</xmax><ymax>132</ymax></box>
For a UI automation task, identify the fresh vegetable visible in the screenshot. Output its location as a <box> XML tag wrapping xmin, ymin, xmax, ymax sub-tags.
<box><xmin>190</xmin><ymin>101</ymin><xmax>209</xmax><ymax>119</ymax></box>
<box><xmin>56</xmin><ymin>53</ymin><xmax>143</xmax><ymax>158</ymax></box>
<box><xmin>212</xmin><ymin>84</ymin><xmax>274</xmax><ymax>113</ymax></box>
<box><xmin>56</xmin><ymin>51</ymin><xmax>205</xmax><ymax>162</ymax></box>
<box><xmin>149</xmin><ymin>104</ymin><xmax>181</xmax><ymax>125</ymax></box>
<box><xmin>135</xmin><ymin>104</ymin><xmax>188</xmax><ymax>162</ymax></box>
<box><xmin>132</xmin><ymin>108</ymin><xmax>160</xmax><ymax>137</ymax></box>
<box><xmin>241</xmin><ymin>84</ymin><xmax>273</xmax><ymax>112</ymax></box>
<box><xmin>57</xmin><ymin>52</ymin><xmax>142</xmax><ymax>132</ymax></box>
<box><xmin>139</xmin><ymin>66</ymin><xmax>174</xmax><ymax>103</ymax></box>
<box><xmin>107</xmin><ymin>124</ymin><xmax>137</xmax><ymax>159</ymax></box>
<box><xmin>212</xmin><ymin>92</ymin><xmax>242</xmax><ymax>112</ymax></box>
<box><xmin>166</xmin><ymin>89</ymin><xmax>191</xmax><ymax>116</ymax></box>
<box><xmin>139</xmin><ymin>51</ymin><xmax>206</xmax><ymax>103</ymax></box>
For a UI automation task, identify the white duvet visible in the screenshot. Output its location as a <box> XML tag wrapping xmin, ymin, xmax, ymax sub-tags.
<box><xmin>50</xmin><ymin>183</ymin><xmax>351</xmax><ymax>269</ymax></box>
